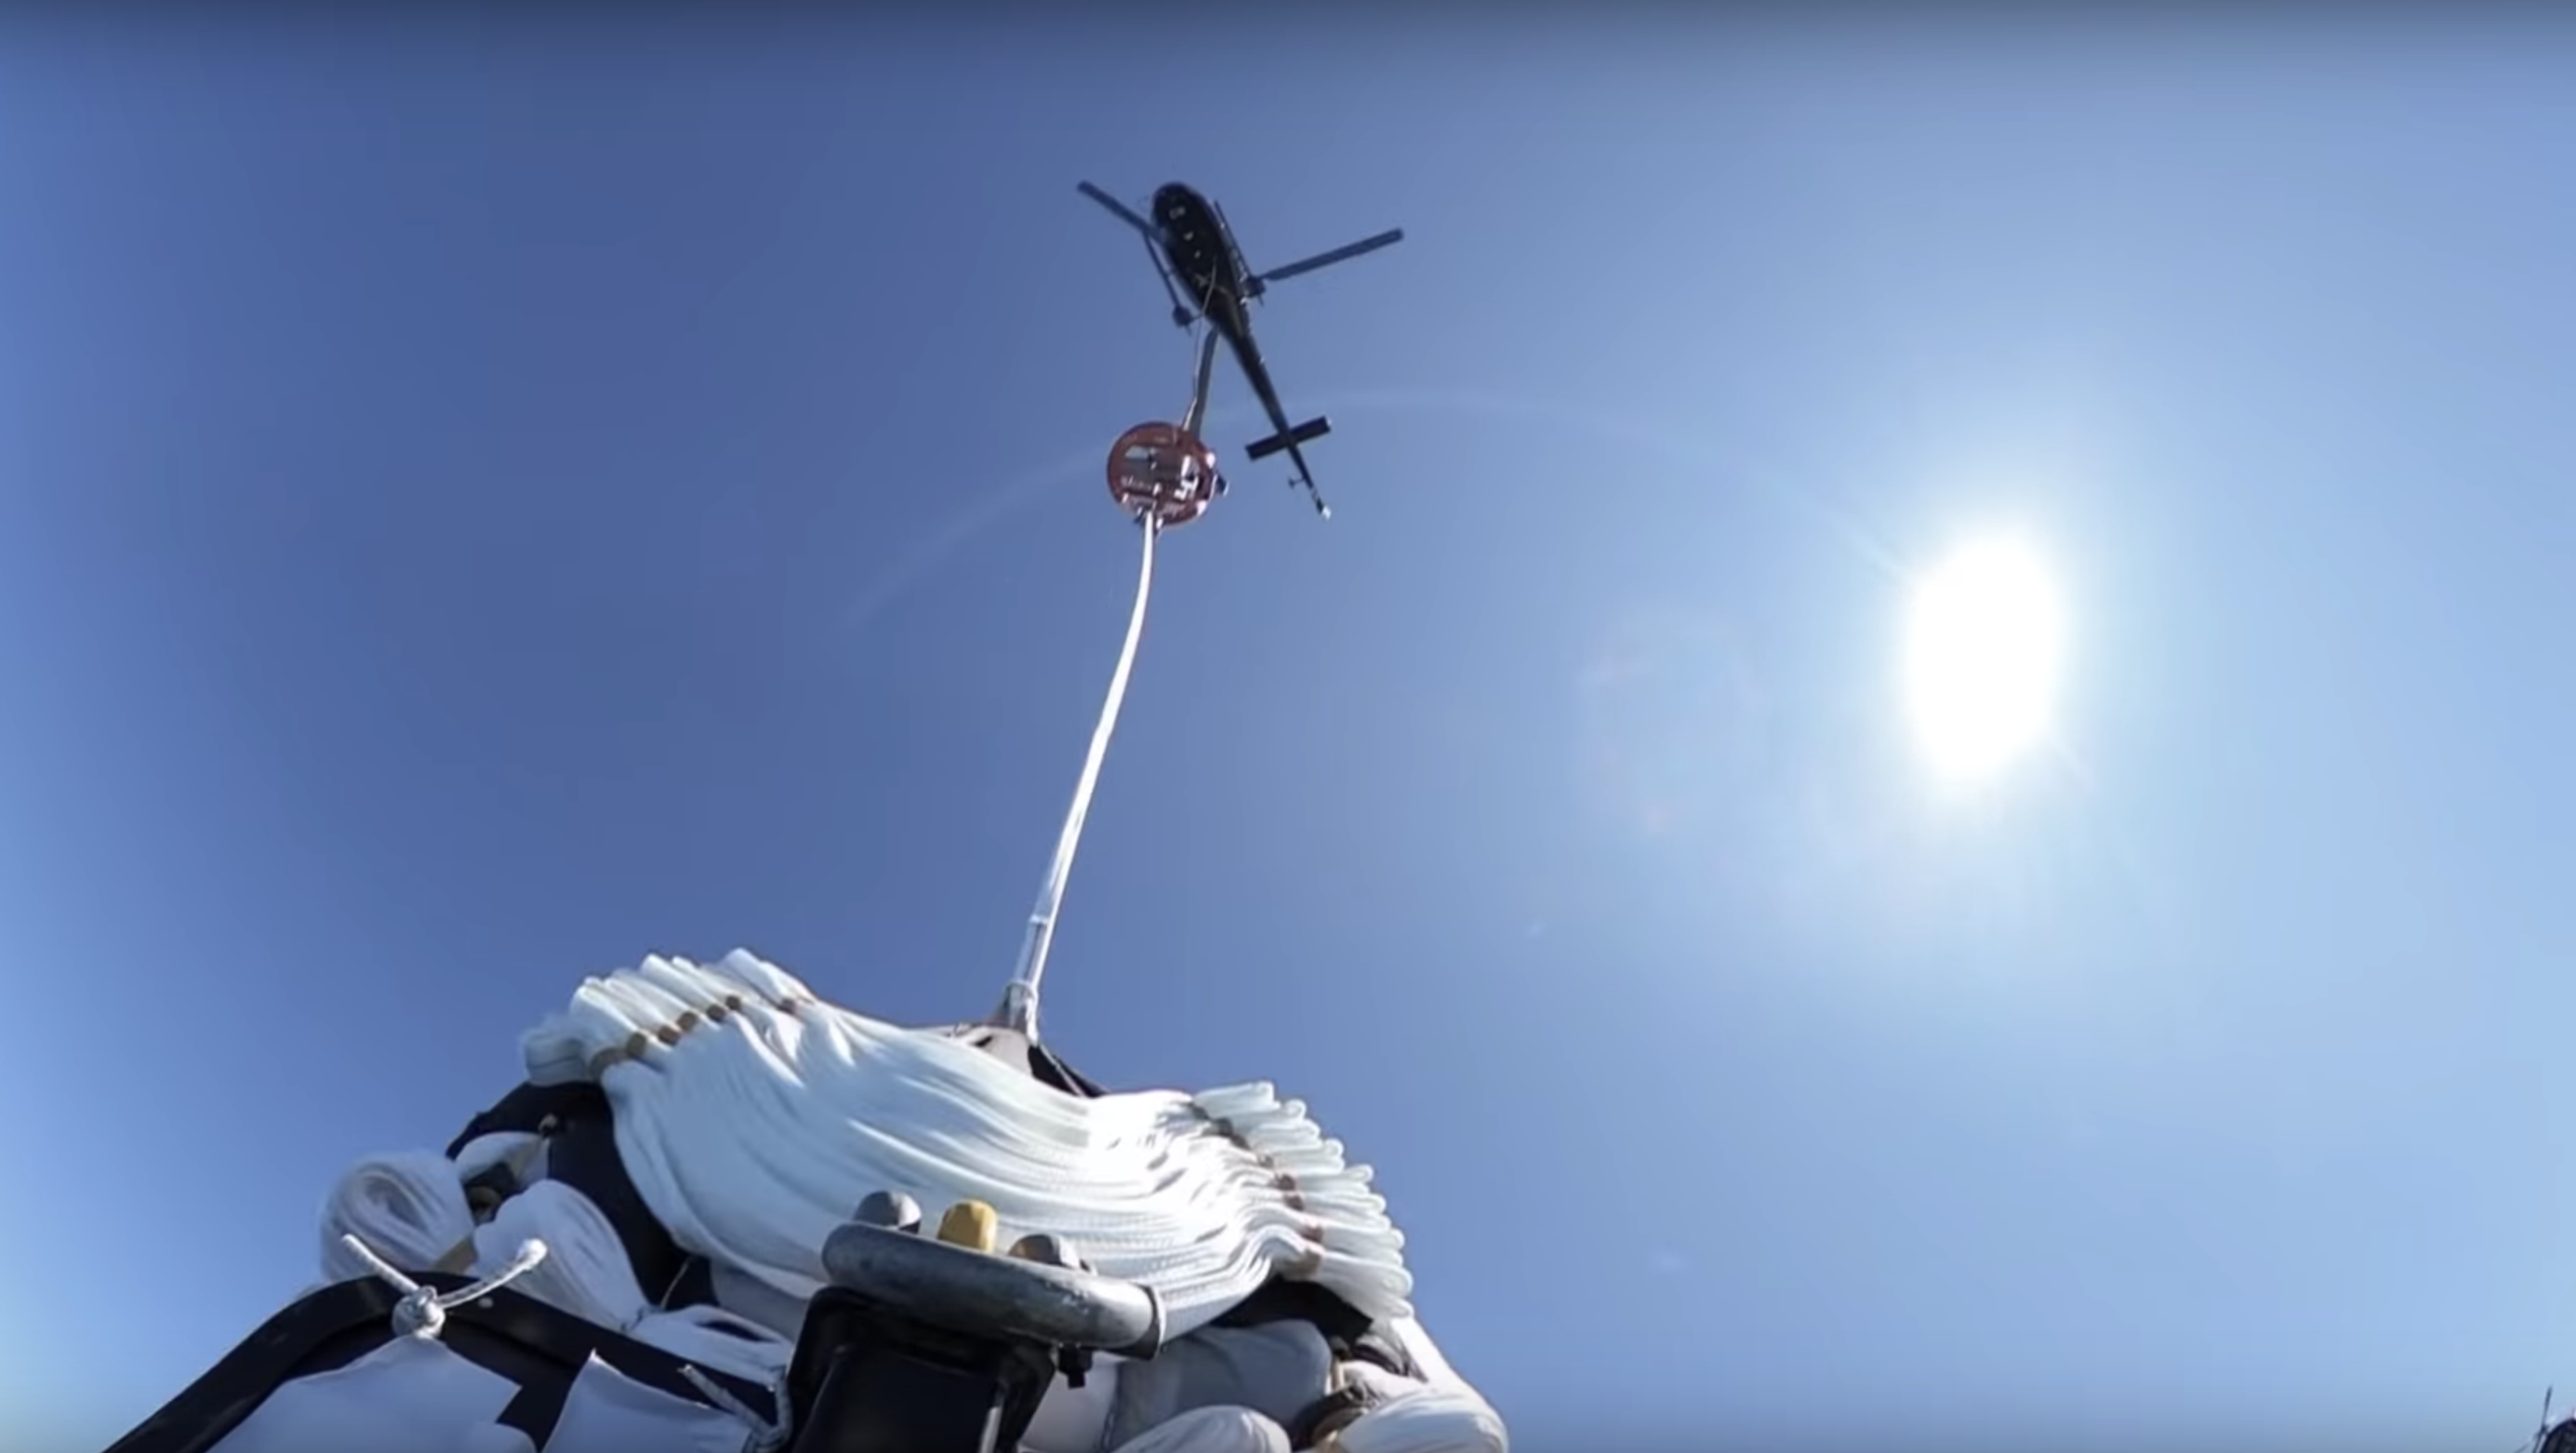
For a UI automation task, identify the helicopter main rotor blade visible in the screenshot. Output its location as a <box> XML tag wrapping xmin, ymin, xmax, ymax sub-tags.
<box><xmin>1255</xmin><ymin>228</ymin><xmax>1405</xmax><ymax>286</ymax></box>
<box><xmin>1076</xmin><ymin>181</ymin><xmax>1162</xmax><ymax>243</ymax></box>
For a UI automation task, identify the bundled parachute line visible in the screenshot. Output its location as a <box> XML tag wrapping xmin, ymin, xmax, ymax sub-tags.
<box><xmin>995</xmin><ymin>506</ymin><xmax>1162</xmax><ymax>1040</ymax></box>
<box><xmin>995</xmin><ymin>323</ymin><xmax>1224</xmax><ymax>1041</ymax></box>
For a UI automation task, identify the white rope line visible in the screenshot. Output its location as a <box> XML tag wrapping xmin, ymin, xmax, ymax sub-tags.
<box><xmin>998</xmin><ymin>510</ymin><xmax>1162</xmax><ymax>1037</ymax></box>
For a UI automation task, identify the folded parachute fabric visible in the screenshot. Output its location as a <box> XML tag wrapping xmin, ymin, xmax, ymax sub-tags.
<box><xmin>243</xmin><ymin>949</ymin><xmax>1506</xmax><ymax>1453</ymax></box>
<box><xmin>517</xmin><ymin>949</ymin><xmax>1415</xmax><ymax>1341</ymax></box>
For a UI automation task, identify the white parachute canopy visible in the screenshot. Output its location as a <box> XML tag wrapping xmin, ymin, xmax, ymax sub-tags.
<box><xmin>276</xmin><ymin>950</ymin><xmax>1504</xmax><ymax>1453</ymax></box>
<box><xmin>512</xmin><ymin>949</ymin><xmax>1414</xmax><ymax>1340</ymax></box>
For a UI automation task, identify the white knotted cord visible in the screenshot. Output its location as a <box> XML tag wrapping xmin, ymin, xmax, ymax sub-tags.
<box><xmin>322</xmin><ymin>1153</ymin><xmax>800</xmax><ymax>1386</ymax></box>
<box><xmin>996</xmin><ymin>507</ymin><xmax>1162</xmax><ymax>1038</ymax></box>
<box><xmin>339</xmin><ymin>1233</ymin><xmax>550</xmax><ymax>1340</ymax></box>
<box><xmin>322</xmin><ymin>1157</ymin><xmax>797</xmax><ymax>1446</ymax></box>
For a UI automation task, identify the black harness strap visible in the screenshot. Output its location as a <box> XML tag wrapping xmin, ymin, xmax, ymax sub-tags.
<box><xmin>102</xmin><ymin>1274</ymin><xmax>775</xmax><ymax>1453</ymax></box>
<box><xmin>1284</xmin><ymin>1381</ymin><xmax>1387</xmax><ymax>1450</ymax></box>
<box><xmin>446</xmin><ymin>1080</ymin><xmax>717</xmax><ymax>1313</ymax></box>
<box><xmin>1214</xmin><ymin>1280</ymin><xmax>1417</xmax><ymax>1376</ymax></box>
<box><xmin>1212</xmin><ymin>1279</ymin><xmax>1374</xmax><ymax>1345</ymax></box>
<box><xmin>944</xmin><ymin>1024</ymin><xmax>1111</xmax><ymax>1100</ymax></box>
<box><xmin>1213</xmin><ymin>1276</ymin><xmax>1426</xmax><ymax>1450</ymax></box>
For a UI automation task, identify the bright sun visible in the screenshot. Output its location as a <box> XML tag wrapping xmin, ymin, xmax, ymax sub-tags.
<box><xmin>1902</xmin><ymin>534</ymin><xmax>2065</xmax><ymax>786</ymax></box>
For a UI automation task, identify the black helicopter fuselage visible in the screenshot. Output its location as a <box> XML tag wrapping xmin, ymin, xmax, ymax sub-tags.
<box><xmin>1080</xmin><ymin>176</ymin><xmax>1398</xmax><ymax>516</ymax></box>
<box><xmin>1149</xmin><ymin>183</ymin><xmax>1299</xmax><ymax>445</ymax></box>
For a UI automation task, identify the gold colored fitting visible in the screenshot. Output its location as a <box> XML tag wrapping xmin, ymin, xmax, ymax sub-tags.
<box><xmin>936</xmin><ymin>1199</ymin><xmax>1000</xmax><ymax>1254</ymax></box>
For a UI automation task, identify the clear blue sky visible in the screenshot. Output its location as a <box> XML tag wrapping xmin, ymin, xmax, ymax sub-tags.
<box><xmin>7</xmin><ymin>15</ymin><xmax>2576</xmax><ymax>1450</ymax></box>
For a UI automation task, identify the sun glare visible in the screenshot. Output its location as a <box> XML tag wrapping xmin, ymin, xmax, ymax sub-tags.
<box><xmin>1902</xmin><ymin>533</ymin><xmax>2065</xmax><ymax>786</ymax></box>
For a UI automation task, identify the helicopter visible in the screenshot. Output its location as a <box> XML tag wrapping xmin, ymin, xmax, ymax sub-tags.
<box><xmin>1077</xmin><ymin>179</ymin><xmax>1403</xmax><ymax>519</ymax></box>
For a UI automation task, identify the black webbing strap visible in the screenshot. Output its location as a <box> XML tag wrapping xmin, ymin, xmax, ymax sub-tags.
<box><xmin>1214</xmin><ymin>1279</ymin><xmax>1417</xmax><ymax>1376</ymax></box>
<box><xmin>445</xmin><ymin>1080</ymin><xmax>717</xmax><ymax>1313</ymax></box>
<box><xmin>1284</xmin><ymin>1381</ymin><xmax>1387</xmax><ymax>1450</ymax></box>
<box><xmin>102</xmin><ymin>1274</ymin><xmax>775</xmax><ymax>1453</ymax></box>
<box><xmin>1213</xmin><ymin>1275</ymin><xmax>1426</xmax><ymax>1451</ymax></box>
